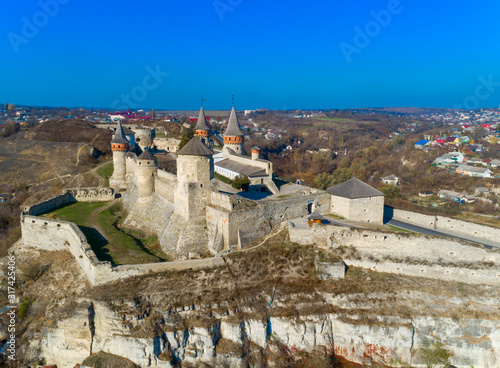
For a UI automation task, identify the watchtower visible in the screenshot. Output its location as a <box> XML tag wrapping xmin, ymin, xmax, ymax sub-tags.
<box><xmin>175</xmin><ymin>138</ymin><xmax>214</xmax><ymax>220</ymax></box>
<box><xmin>223</xmin><ymin>106</ymin><xmax>244</xmax><ymax>155</ymax></box>
<box><xmin>136</xmin><ymin>150</ymin><xmax>157</xmax><ymax>199</ymax></box>
<box><xmin>110</xmin><ymin>120</ymin><xmax>129</xmax><ymax>188</ymax></box>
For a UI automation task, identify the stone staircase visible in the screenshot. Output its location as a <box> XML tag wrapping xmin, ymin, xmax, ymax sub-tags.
<box><xmin>266</xmin><ymin>180</ymin><xmax>280</xmax><ymax>195</ymax></box>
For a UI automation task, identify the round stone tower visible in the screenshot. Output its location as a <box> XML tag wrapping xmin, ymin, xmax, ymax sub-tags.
<box><xmin>110</xmin><ymin>120</ymin><xmax>129</xmax><ymax>188</ymax></box>
<box><xmin>194</xmin><ymin>105</ymin><xmax>210</xmax><ymax>144</ymax></box>
<box><xmin>223</xmin><ymin>105</ymin><xmax>244</xmax><ymax>155</ymax></box>
<box><xmin>251</xmin><ymin>146</ymin><xmax>260</xmax><ymax>160</ymax></box>
<box><xmin>136</xmin><ymin>150</ymin><xmax>157</xmax><ymax>199</ymax></box>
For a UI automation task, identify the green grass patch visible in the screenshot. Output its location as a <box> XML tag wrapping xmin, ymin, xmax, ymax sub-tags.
<box><xmin>44</xmin><ymin>201</ymin><xmax>166</xmax><ymax>266</ymax></box>
<box><xmin>277</xmin><ymin>195</ymin><xmax>291</xmax><ymax>199</ymax></box>
<box><xmin>386</xmin><ymin>225</ymin><xmax>411</xmax><ymax>233</ymax></box>
<box><xmin>96</xmin><ymin>161</ymin><xmax>114</xmax><ymax>187</ymax></box>
<box><xmin>326</xmin><ymin>214</ymin><xmax>345</xmax><ymax>220</ymax></box>
<box><xmin>214</xmin><ymin>172</ymin><xmax>233</xmax><ymax>185</ymax></box>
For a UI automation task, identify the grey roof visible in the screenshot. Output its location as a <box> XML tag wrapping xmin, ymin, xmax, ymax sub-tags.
<box><xmin>457</xmin><ymin>165</ymin><xmax>489</xmax><ymax>173</ymax></box>
<box><xmin>122</xmin><ymin>126</ymin><xmax>136</xmax><ymax>135</ymax></box>
<box><xmin>194</xmin><ymin>106</ymin><xmax>210</xmax><ymax>131</ymax></box>
<box><xmin>138</xmin><ymin>150</ymin><xmax>157</xmax><ymax>161</ymax></box>
<box><xmin>251</xmin><ymin>146</ymin><xmax>260</xmax><ymax>151</ymax></box>
<box><xmin>307</xmin><ymin>211</ymin><xmax>327</xmax><ymax>221</ymax></box>
<box><xmin>223</xmin><ymin>106</ymin><xmax>244</xmax><ymax>137</ymax></box>
<box><xmin>382</xmin><ymin>175</ymin><xmax>398</xmax><ymax>180</ymax></box>
<box><xmin>215</xmin><ymin>159</ymin><xmax>268</xmax><ymax>177</ymax></box>
<box><xmin>111</xmin><ymin>120</ymin><xmax>129</xmax><ymax>144</ymax></box>
<box><xmin>327</xmin><ymin>177</ymin><xmax>384</xmax><ymax>199</ymax></box>
<box><xmin>177</xmin><ymin>137</ymin><xmax>213</xmax><ymax>156</ymax></box>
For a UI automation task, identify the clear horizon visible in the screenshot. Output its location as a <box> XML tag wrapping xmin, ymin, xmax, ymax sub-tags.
<box><xmin>2</xmin><ymin>0</ymin><xmax>500</xmax><ymax>110</ymax></box>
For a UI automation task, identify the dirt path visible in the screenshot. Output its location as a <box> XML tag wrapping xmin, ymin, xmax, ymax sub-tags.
<box><xmin>90</xmin><ymin>164</ymin><xmax>106</xmax><ymax>188</ymax></box>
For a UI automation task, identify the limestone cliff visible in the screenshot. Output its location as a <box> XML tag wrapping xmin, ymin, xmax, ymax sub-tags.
<box><xmin>7</xmin><ymin>233</ymin><xmax>500</xmax><ymax>368</ymax></box>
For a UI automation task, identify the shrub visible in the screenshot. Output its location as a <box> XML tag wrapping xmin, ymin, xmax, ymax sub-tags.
<box><xmin>232</xmin><ymin>175</ymin><xmax>250</xmax><ymax>191</ymax></box>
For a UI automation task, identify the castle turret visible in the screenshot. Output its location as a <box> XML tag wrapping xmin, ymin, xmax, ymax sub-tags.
<box><xmin>110</xmin><ymin>120</ymin><xmax>129</xmax><ymax>188</ymax></box>
<box><xmin>223</xmin><ymin>106</ymin><xmax>244</xmax><ymax>155</ymax></box>
<box><xmin>136</xmin><ymin>150</ymin><xmax>157</xmax><ymax>199</ymax></box>
<box><xmin>194</xmin><ymin>106</ymin><xmax>210</xmax><ymax>144</ymax></box>
<box><xmin>175</xmin><ymin>137</ymin><xmax>214</xmax><ymax>220</ymax></box>
<box><xmin>251</xmin><ymin>146</ymin><xmax>260</xmax><ymax>160</ymax></box>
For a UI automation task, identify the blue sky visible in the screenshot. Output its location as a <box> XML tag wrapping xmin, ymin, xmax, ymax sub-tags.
<box><xmin>2</xmin><ymin>0</ymin><xmax>500</xmax><ymax>110</ymax></box>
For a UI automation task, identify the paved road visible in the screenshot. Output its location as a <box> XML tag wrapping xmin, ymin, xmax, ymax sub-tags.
<box><xmin>385</xmin><ymin>218</ymin><xmax>500</xmax><ymax>250</ymax></box>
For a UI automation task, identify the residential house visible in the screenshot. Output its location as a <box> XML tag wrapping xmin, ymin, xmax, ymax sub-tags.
<box><xmin>445</xmin><ymin>136</ymin><xmax>460</xmax><ymax>146</ymax></box>
<box><xmin>415</xmin><ymin>139</ymin><xmax>430</xmax><ymax>149</ymax></box>
<box><xmin>490</xmin><ymin>159</ymin><xmax>500</xmax><ymax>168</ymax></box>
<box><xmin>381</xmin><ymin>175</ymin><xmax>399</xmax><ymax>185</ymax></box>
<box><xmin>475</xmin><ymin>187</ymin><xmax>490</xmax><ymax>198</ymax></box>
<box><xmin>456</xmin><ymin>165</ymin><xmax>494</xmax><ymax>178</ymax></box>
<box><xmin>434</xmin><ymin>152</ymin><xmax>464</xmax><ymax>165</ymax></box>
<box><xmin>438</xmin><ymin>189</ymin><xmax>461</xmax><ymax>201</ymax></box>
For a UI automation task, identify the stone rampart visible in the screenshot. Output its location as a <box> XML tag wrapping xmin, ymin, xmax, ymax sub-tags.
<box><xmin>64</xmin><ymin>187</ymin><xmax>115</xmax><ymax>202</ymax></box>
<box><xmin>21</xmin><ymin>214</ymin><xmax>224</xmax><ymax>285</ymax></box>
<box><xmin>288</xmin><ymin>222</ymin><xmax>500</xmax><ymax>286</ymax></box>
<box><xmin>24</xmin><ymin>193</ymin><xmax>75</xmax><ymax>216</ymax></box>
<box><xmin>153</xmin><ymin>137</ymin><xmax>181</xmax><ymax>153</ymax></box>
<box><xmin>389</xmin><ymin>207</ymin><xmax>500</xmax><ymax>243</ymax></box>
<box><xmin>155</xmin><ymin>170</ymin><xmax>177</xmax><ymax>203</ymax></box>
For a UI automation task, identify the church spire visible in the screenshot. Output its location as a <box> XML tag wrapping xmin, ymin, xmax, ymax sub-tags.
<box><xmin>194</xmin><ymin>105</ymin><xmax>210</xmax><ymax>140</ymax></box>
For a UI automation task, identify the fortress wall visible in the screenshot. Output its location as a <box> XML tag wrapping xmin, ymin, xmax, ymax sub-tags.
<box><xmin>21</xmin><ymin>214</ymin><xmax>224</xmax><ymax>285</ymax></box>
<box><xmin>21</xmin><ymin>216</ymin><xmax>112</xmax><ymax>284</ymax></box>
<box><xmin>122</xmin><ymin>177</ymin><xmax>139</xmax><ymax>212</ymax></box>
<box><xmin>391</xmin><ymin>208</ymin><xmax>500</xmax><ymax>243</ymax></box>
<box><xmin>227</xmin><ymin>193</ymin><xmax>331</xmax><ymax>248</ymax></box>
<box><xmin>126</xmin><ymin>156</ymin><xmax>137</xmax><ymax>173</ymax></box>
<box><xmin>331</xmin><ymin>196</ymin><xmax>384</xmax><ymax>224</ymax></box>
<box><xmin>210</xmin><ymin>192</ymin><xmax>234</xmax><ymax>212</ymax></box>
<box><xmin>153</xmin><ymin>137</ymin><xmax>181</xmax><ymax>153</ymax></box>
<box><xmin>64</xmin><ymin>188</ymin><xmax>115</xmax><ymax>202</ymax></box>
<box><xmin>24</xmin><ymin>193</ymin><xmax>75</xmax><ymax>216</ymax></box>
<box><xmin>206</xmin><ymin>206</ymin><xmax>230</xmax><ymax>252</ymax></box>
<box><xmin>155</xmin><ymin>171</ymin><xmax>177</xmax><ymax>203</ymax></box>
<box><xmin>345</xmin><ymin>260</ymin><xmax>499</xmax><ymax>286</ymax></box>
<box><xmin>288</xmin><ymin>223</ymin><xmax>500</xmax><ymax>285</ymax></box>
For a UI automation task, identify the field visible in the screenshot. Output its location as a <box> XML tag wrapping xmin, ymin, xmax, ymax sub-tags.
<box><xmin>44</xmin><ymin>201</ymin><xmax>167</xmax><ymax>265</ymax></box>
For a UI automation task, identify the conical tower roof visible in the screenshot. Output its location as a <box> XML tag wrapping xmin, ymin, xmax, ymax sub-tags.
<box><xmin>111</xmin><ymin>120</ymin><xmax>129</xmax><ymax>145</ymax></box>
<box><xmin>178</xmin><ymin>137</ymin><xmax>213</xmax><ymax>156</ymax></box>
<box><xmin>138</xmin><ymin>150</ymin><xmax>156</xmax><ymax>161</ymax></box>
<box><xmin>194</xmin><ymin>106</ymin><xmax>210</xmax><ymax>132</ymax></box>
<box><xmin>223</xmin><ymin>106</ymin><xmax>244</xmax><ymax>137</ymax></box>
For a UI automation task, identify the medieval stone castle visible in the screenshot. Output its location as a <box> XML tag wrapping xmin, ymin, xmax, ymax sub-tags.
<box><xmin>108</xmin><ymin>106</ymin><xmax>385</xmax><ymax>259</ymax></box>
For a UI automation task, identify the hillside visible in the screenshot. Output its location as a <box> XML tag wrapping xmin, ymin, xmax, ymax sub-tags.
<box><xmin>9</xmin><ymin>119</ymin><xmax>113</xmax><ymax>155</ymax></box>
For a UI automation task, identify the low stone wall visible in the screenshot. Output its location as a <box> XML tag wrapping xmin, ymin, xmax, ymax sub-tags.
<box><xmin>24</xmin><ymin>193</ymin><xmax>75</xmax><ymax>216</ymax></box>
<box><xmin>389</xmin><ymin>207</ymin><xmax>500</xmax><ymax>243</ymax></box>
<box><xmin>288</xmin><ymin>222</ymin><xmax>500</xmax><ymax>286</ymax></box>
<box><xmin>21</xmin><ymin>214</ymin><xmax>224</xmax><ymax>285</ymax></box>
<box><xmin>64</xmin><ymin>187</ymin><xmax>115</xmax><ymax>202</ymax></box>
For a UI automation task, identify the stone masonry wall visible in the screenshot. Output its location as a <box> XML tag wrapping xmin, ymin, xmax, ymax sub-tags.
<box><xmin>21</xmin><ymin>214</ymin><xmax>224</xmax><ymax>285</ymax></box>
<box><xmin>390</xmin><ymin>208</ymin><xmax>500</xmax><ymax>243</ymax></box>
<box><xmin>288</xmin><ymin>223</ymin><xmax>500</xmax><ymax>286</ymax></box>
<box><xmin>64</xmin><ymin>187</ymin><xmax>115</xmax><ymax>202</ymax></box>
<box><xmin>24</xmin><ymin>193</ymin><xmax>75</xmax><ymax>216</ymax></box>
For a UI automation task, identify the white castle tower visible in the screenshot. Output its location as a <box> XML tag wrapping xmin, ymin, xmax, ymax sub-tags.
<box><xmin>136</xmin><ymin>150</ymin><xmax>157</xmax><ymax>199</ymax></box>
<box><xmin>110</xmin><ymin>120</ymin><xmax>129</xmax><ymax>189</ymax></box>
<box><xmin>223</xmin><ymin>105</ymin><xmax>244</xmax><ymax>155</ymax></box>
<box><xmin>194</xmin><ymin>105</ymin><xmax>210</xmax><ymax>145</ymax></box>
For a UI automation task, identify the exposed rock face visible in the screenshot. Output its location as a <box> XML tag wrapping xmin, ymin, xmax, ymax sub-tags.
<box><xmin>10</xmin><ymin>234</ymin><xmax>500</xmax><ymax>368</ymax></box>
<box><xmin>38</xmin><ymin>300</ymin><xmax>500</xmax><ymax>368</ymax></box>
